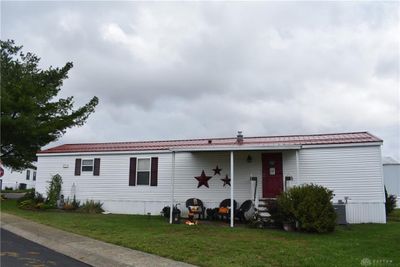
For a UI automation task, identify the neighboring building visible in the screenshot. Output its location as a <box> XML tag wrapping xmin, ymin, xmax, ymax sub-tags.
<box><xmin>36</xmin><ymin>131</ymin><xmax>386</xmax><ymax>224</ymax></box>
<box><xmin>383</xmin><ymin>156</ymin><xmax>400</xmax><ymax>204</ymax></box>
<box><xmin>1</xmin><ymin>166</ymin><xmax>37</xmax><ymax>190</ymax></box>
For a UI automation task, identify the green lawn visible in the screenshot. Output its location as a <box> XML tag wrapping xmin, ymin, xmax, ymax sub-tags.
<box><xmin>1</xmin><ymin>200</ymin><xmax>399</xmax><ymax>267</ymax></box>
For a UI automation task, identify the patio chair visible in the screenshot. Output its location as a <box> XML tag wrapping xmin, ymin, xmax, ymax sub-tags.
<box><xmin>218</xmin><ymin>198</ymin><xmax>238</xmax><ymax>221</ymax></box>
<box><xmin>185</xmin><ymin>198</ymin><xmax>205</xmax><ymax>220</ymax></box>
<box><xmin>235</xmin><ymin>200</ymin><xmax>254</xmax><ymax>222</ymax></box>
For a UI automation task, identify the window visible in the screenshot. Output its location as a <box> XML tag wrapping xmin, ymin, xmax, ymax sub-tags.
<box><xmin>82</xmin><ymin>159</ymin><xmax>94</xmax><ymax>172</ymax></box>
<box><xmin>137</xmin><ymin>158</ymin><xmax>150</xmax><ymax>185</ymax></box>
<box><xmin>33</xmin><ymin>171</ymin><xmax>36</xmax><ymax>181</ymax></box>
<box><xmin>26</xmin><ymin>170</ymin><xmax>30</xmax><ymax>180</ymax></box>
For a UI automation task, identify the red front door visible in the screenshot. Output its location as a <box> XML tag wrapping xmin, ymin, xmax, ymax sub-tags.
<box><xmin>262</xmin><ymin>153</ymin><xmax>283</xmax><ymax>198</ymax></box>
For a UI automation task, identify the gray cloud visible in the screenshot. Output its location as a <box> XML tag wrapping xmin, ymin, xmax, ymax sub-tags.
<box><xmin>2</xmin><ymin>1</ymin><xmax>399</xmax><ymax>160</ymax></box>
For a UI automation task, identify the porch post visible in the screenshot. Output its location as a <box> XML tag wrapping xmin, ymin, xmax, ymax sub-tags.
<box><xmin>230</xmin><ymin>151</ymin><xmax>234</xmax><ymax>228</ymax></box>
<box><xmin>296</xmin><ymin>150</ymin><xmax>300</xmax><ymax>182</ymax></box>
<box><xmin>169</xmin><ymin>151</ymin><xmax>176</xmax><ymax>224</ymax></box>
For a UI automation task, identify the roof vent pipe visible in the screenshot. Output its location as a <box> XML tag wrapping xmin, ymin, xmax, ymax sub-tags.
<box><xmin>237</xmin><ymin>131</ymin><xmax>244</xmax><ymax>144</ymax></box>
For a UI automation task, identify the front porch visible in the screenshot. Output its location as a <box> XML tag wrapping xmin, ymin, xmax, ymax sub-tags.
<box><xmin>168</xmin><ymin>147</ymin><xmax>301</xmax><ymax>227</ymax></box>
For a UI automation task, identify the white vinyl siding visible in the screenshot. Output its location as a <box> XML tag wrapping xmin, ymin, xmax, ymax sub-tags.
<box><xmin>297</xmin><ymin>145</ymin><xmax>385</xmax><ymax>223</ymax></box>
<box><xmin>1</xmin><ymin>167</ymin><xmax>36</xmax><ymax>190</ymax></box>
<box><xmin>35</xmin><ymin>145</ymin><xmax>385</xmax><ymax>223</ymax></box>
<box><xmin>383</xmin><ymin>164</ymin><xmax>400</xmax><ymax>197</ymax></box>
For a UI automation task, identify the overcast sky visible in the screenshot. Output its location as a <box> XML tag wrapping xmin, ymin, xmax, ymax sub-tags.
<box><xmin>2</xmin><ymin>1</ymin><xmax>399</xmax><ymax>159</ymax></box>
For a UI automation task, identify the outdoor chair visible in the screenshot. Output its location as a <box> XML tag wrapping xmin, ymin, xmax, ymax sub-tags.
<box><xmin>185</xmin><ymin>198</ymin><xmax>205</xmax><ymax>220</ymax></box>
<box><xmin>217</xmin><ymin>198</ymin><xmax>238</xmax><ymax>221</ymax></box>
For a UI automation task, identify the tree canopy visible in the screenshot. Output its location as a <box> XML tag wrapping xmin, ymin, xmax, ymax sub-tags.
<box><xmin>1</xmin><ymin>40</ymin><xmax>99</xmax><ymax>170</ymax></box>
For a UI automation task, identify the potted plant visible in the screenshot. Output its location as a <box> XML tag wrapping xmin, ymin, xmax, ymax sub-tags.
<box><xmin>282</xmin><ymin>218</ymin><xmax>296</xmax><ymax>232</ymax></box>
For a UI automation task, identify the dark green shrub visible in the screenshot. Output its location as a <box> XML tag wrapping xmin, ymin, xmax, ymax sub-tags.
<box><xmin>79</xmin><ymin>200</ymin><xmax>104</xmax><ymax>214</ymax></box>
<box><xmin>17</xmin><ymin>190</ymin><xmax>46</xmax><ymax>210</ymax></box>
<box><xmin>17</xmin><ymin>189</ymin><xmax>35</xmax><ymax>205</ymax></box>
<box><xmin>46</xmin><ymin>174</ymin><xmax>63</xmax><ymax>208</ymax></box>
<box><xmin>385</xmin><ymin>187</ymin><xmax>397</xmax><ymax>215</ymax></box>
<box><xmin>277</xmin><ymin>184</ymin><xmax>336</xmax><ymax>233</ymax></box>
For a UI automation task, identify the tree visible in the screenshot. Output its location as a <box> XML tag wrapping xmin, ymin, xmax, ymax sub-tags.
<box><xmin>1</xmin><ymin>40</ymin><xmax>99</xmax><ymax>170</ymax></box>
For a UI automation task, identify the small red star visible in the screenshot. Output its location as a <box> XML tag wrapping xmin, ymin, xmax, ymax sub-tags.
<box><xmin>195</xmin><ymin>170</ymin><xmax>212</xmax><ymax>188</ymax></box>
<box><xmin>213</xmin><ymin>165</ymin><xmax>222</xmax><ymax>175</ymax></box>
<box><xmin>221</xmin><ymin>174</ymin><xmax>231</xmax><ymax>187</ymax></box>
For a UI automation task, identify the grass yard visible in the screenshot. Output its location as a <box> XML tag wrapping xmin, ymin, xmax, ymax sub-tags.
<box><xmin>1</xmin><ymin>200</ymin><xmax>399</xmax><ymax>267</ymax></box>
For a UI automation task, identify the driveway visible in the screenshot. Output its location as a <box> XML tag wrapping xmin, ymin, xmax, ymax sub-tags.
<box><xmin>1</xmin><ymin>228</ymin><xmax>91</xmax><ymax>267</ymax></box>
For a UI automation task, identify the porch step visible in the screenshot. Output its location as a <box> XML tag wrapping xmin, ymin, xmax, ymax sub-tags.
<box><xmin>257</xmin><ymin>198</ymin><xmax>278</xmax><ymax>214</ymax></box>
<box><xmin>258</xmin><ymin>211</ymin><xmax>271</xmax><ymax>218</ymax></box>
<box><xmin>257</xmin><ymin>207</ymin><xmax>269</xmax><ymax>212</ymax></box>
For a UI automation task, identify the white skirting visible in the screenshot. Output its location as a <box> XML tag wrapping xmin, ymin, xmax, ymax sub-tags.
<box><xmin>345</xmin><ymin>202</ymin><xmax>386</xmax><ymax>224</ymax></box>
<box><xmin>101</xmin><ymin>199</ymin><xmax>387</xmax><ymax>224</ymax></box>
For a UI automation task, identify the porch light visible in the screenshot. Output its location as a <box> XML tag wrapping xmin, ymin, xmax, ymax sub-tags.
<box><xmin>246</xmin><ymin>155</ymin><xmax>252</xmax><ymax>163</ymax></box>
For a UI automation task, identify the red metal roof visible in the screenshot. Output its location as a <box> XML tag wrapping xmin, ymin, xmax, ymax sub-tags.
<box><xmin>37</xmin><ymin>132</ymin><xmax>382</xmax><ymax>154</ymax></box>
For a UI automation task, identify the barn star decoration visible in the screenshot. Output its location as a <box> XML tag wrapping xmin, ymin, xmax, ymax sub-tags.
<box><xmin>213</xmin><ymin>165</ymin><xmax>222</xmax><ymax>175</ymax></box>
<box><xmin>195</xmin><ymin>170</ymin><xmax>212</xmax><ymax>188</ymax></box>
<box><xmin>221</xmin><ymin>174</ymin><xmax>231</xmax><ymax>187</ymax></box>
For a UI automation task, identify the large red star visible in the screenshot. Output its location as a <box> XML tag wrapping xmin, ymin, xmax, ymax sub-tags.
<box><xmin>221</xmin><ymin>174</ymin><xmax>231</xmax><ymax>187</ymax></box>
<box><xmin>195</xmin><ymin>170</ymin><xmax>212</xmax><ymax>188</ymax></box>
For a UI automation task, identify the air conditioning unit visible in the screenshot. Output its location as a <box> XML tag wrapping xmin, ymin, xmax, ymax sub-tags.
<box><xmin>333</xmin><ymin>204</ymin><xmax>347</xmax><ymax>225</ymax></box>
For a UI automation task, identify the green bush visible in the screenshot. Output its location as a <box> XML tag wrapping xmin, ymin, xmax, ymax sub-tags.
<box><xmin>18</xmin><ymin>199</ymin><xmax>35</xmax><ymax>209</ymax></box>
<box><xmin>46</xmin><ymin>174</ymin><xmax>63</xmax><ymax>208</ymax></box>
<box><xmin>17</xmin><ymin>189</ymin><xmax>36</xmax><ymax>205</ymax></box>
<box><xmin>79</xmin><ymin>200</ymin><xmax>104</xmax><ymax>214</ymax></box>
<box><xmin>277</xmin><ymin>184</ymin><xmax>336</xmax><ymax>233</ymax></box>
<box><xmin>385</xmin><ymin>187</ymin><xmax>397</xmax><ymax>215</ymax></box>
<box><xmin>17</xmin><ymin>190</ymin><xmax>46</xmax><ymax>210</ymax></box>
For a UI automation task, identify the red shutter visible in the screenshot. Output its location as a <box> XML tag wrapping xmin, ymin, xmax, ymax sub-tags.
<box><xmin>75</xmin><ymin>159</ymin><xmax>81</xmax><ymax>176</ymax></box>
<box><xmin>93</xmin><ymin>158</ymin><xmax>100</xmax><ymax>176</ymax></box>
<box><xmin>129</xmin><ymin>157</ymin><xmax>137</xmax><ymax>186</ymax></box>
<box><xmin>150</xmin><ymin>157</ymin><xmax>158</xmax><ymax>186</ymax></box>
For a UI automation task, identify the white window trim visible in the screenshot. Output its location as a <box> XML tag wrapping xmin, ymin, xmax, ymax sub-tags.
<box><xmin>81</xmin><ymin>159</ymin><xmax>94</xmax><ymax>172</ymax></box>
<box><xmin>136</xmin><ymin>157</ymin><xmax>151</xmax><ymax>186</ymax></box>
<box><xmin>26</xmin><ymin>170</ymin><xmax>30</xmax><ymax>180</ymax></box>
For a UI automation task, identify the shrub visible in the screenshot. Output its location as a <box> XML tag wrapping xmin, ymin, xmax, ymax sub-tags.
<box><xmin>46</xmin><ymin>174</ymin><xmax>63</xmax><ymax>208</ymax></box>
<box><xmin>17</xmin><ymin>189</ymin><xmax>36</xmax><ymax>205</ymax></box>
<box><xmin>277</xmin><ymin>184</ymin><xmax>336</xmax><ymax>233</ymax></box>
<box><xmin>385</xmin><ymin>187</ymin><xmax>397</xmax><ymax>215</ymax></box>
<box><xmin>17</xmin><ymin>189</ymin><xmax>46</xmax><ymax>210</ymax></box>
<box><xmin>62</xmin><ymin>196</ymin><xmax>81</xmax><ymax>211</ymax></box>
<box><xmin>79</xmin><ymin>200</ymin><xmax>104</xmax><ymax>214</ymax></box>
<box><xmin>72</xmin><ymin>195</ymin><xmax>81</xmax><ymax>210</ymax></box>
<box><xmin>19</xmin><ymin>199</ymin><xmax>35</xmax><ymax>209</ymax></box>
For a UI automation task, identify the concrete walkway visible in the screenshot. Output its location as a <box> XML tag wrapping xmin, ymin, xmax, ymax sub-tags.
<box><xmin>1</xmin><ymin>213</ymin><xmax>196</xmax><ymax>267</ymax></box>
